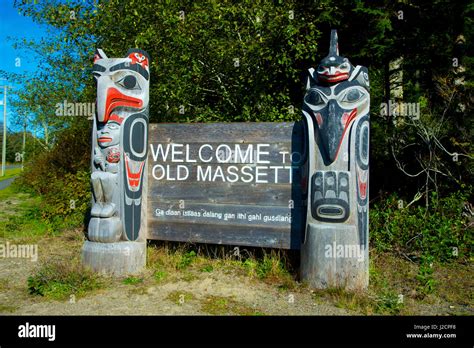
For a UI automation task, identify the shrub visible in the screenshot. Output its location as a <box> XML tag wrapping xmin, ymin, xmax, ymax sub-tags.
<box><xmin>27</xmin><ymin>259</ymin><xmax>104</xmax><ymax>300</ymax></box>
<box><xmin>14</xmin><ymin>120</ymin><xmax>92</xmax><ymax>232</ymax></box>
<box><xmin>370</xmin><ymin>187</ymin><xmax>473</xmax><ymax>262</ymax></box>
<box><xmin>176</xmin><ymin>251</ymin><xmax>197</xmax><ymax>270</ymax></box>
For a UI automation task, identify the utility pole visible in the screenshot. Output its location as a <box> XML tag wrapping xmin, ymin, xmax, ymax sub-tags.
<box><xmin>1</xmin><ymin>84</ymin><xmax>7</xmax><ymax>177</ymax></box>
<box><xmin>22</xmin><ymin>118</ymin><xmax>26</xmax><ymax>171</ymax></box>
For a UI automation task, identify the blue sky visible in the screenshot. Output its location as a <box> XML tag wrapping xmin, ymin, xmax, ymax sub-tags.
<box><xmin>0</xmin><ymin>0</ymin><xmax>48</xmax><ymax>75</ymax></box>
<box><xmin>0</xmin><ymin>0</ymin><xmax>49</xmax><ymax>132</ymax></box>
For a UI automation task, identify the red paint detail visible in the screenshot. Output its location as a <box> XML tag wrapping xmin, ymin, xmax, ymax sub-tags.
<box><xmin>320</xmin><ymin>71</ymin><xmax>345</xmax><ymax>76</ymax></box>
<box><xmin>98</xmin><ymin>137</ymin><xmax>113</xmax><ymax>143</ymax></box>
<box><xmin>104</xmin><ymin>88</ymin><xmax>143</xmax><ymax>122</ymax></box>
<box><xmin>334</xmin><ymin>108</ymin><xmax>358</xmax><ymax>160</ymax></box>
<box><xmin>341</xmin><ymin>112</ymin><xmax>349</xmax><ymax>127</ymax></box>
<box><xmin>357</xmin><ymin>171</ymin><xmax>368</xmax><ymax>200</ymax></box>
<box><xmin>106</xmin><ymin>149</ymin><xmax>120</xmax><ymax>163</ymax></box>
<box><xmin>125</xmin><ymin>155</ymin><xmax>145</xmax><ymax>188</ymax></box>
<box><xmin>109</xmin><ymin>114</ymin><xmax>124</xmax><ymax>124</ymax></box>
<box><xmin>93</xmin><ymin>54</ymin><xmax>101</xmax><ymax>63</ymax></box>
<box><xmin>128</xmin><ymin>52</ymin><xmax>149</xmax><ymax>70</ymax></box>
<box><xmin>316</xmin><ymin>113</ymin><xmax>323</xmax><ymax>126</ymax></box>
<box><xmin>319</xmin><ymin>73</ymin><xmax>349</xmax><ymax>83</ymax></box>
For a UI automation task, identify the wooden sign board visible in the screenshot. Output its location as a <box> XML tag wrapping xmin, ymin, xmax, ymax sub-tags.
<box><xmin>147</xmin><ymin>122</ymin><xmax>307</xmax><ymax>249</ymax></box>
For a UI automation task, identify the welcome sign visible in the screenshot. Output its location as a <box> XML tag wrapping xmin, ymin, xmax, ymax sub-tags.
<box><xmin>147</xmin><ymin>122</ymin><xmax>307</xmax><ymax>249</ymax></box>
<box><xmin>84</xmin><ymin>30</ymin><xmax>370</xmax><ymax>289</ymax></box>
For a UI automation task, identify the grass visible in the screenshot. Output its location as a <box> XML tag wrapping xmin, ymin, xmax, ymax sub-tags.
<box><xmin>0</xmin><ymin>186</ymin><xmax>50</xmax><ymax>241</ymax></box>
<box><xmin>166</xmin><ymin>290</ymin><xmax>195</xmax><ymax>305</ymax></box>
<box><xmin>0</xmin><ymin>304</ymin><xmax>19</xmax><ymax>313</ymax></box>
<box><xmin>0</xmin><ymin>167</ymin><xmax>22</xmax><ymax>182</ymax></box>
<box><xmin>200</xmin><ymin>295</ymin><xmax>264</xmax><ymax>315</ymax></box>
<box><xmin>122</xmin><ymin>276</ymin><xmax>143</xmax><ymax>285</ymax></box>
<box><xmin>27</xmin><ymin>258</ymin><xmax>106</xmax><ymax>301</ymax></box>
<box><xmin>146</xmin><ymin>242</ymin><xmax>472</xmax><ymax>315</ymax></box>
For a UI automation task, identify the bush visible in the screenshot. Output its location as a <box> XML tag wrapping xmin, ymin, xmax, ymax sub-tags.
<box><xmin>14</xmin><ymin>120</ymin><xmax>91</xmax><ymax>231</ymax></box>
<box><xmin>27</xmin><ymin>259</ymin><xmax>104</xmax><ymax>300</ymax></box>
<box><xmin>370</xmin><ymin>187</ymin><xmax>473</xmax><ymax>262</ymax></box>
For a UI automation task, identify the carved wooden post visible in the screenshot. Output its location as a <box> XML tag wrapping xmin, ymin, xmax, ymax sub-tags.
<box><xmin>301</xmin><ymin>30</ymin><xmax>370</xmax><ymax>289</ymax></box>
<box><xmin>82</xmin><ymin>48</ymin><xmax>150</xmax><ymax>275</ymax></box>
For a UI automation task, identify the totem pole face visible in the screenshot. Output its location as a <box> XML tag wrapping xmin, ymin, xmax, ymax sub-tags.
<box><xmin>304</xmin><ymin>31</ymin><xmax>369</xmax><ymax>165</ymax></box>
<box><xmin>93</xmin><ymin>49</ymin><xmax>149</xmax><ymax>123</ymax></box>
<box><xmin>302</xmin><ymin>30</ymin><xmax>370</xmax><ymax>246</ymax></box>
<box><xmin>97</xmin><ymin>118</ymin><xmax>122</xmax><ymax>148</ymax></box>
<box><xmin>91</xmin><ymin>48</ymin><xmax>150</xmax><ymax>242</ymax></box>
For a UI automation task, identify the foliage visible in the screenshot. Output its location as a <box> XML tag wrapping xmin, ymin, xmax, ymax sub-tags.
<box><xmin>27</xmin><ymin>259</ymin><xmax>104</xmax><ymax>300</ymax></box>
<box><xmin>13</xmin><ymin>119</ymin><xmax>91</xmax><ymax>231</ymax></box>
<box><xmin>416</xmin><ymin>254</ymin><xmax>436</xmax><ymax>295</ymax></box>
<box><xmin>243</xmin><ymin>251</ymin><xmax>291</xmax><ymax>281</ymax></box>
<box><xmin>0</xmin><ymin>167</ymin><xmax>22</xmax><ymax>182</ymax></box>
<box><xmin>370</xmin><ymin>187</ymin><xmax>473</xmax><ymax>262</ymax></box>
<box><xmin>176</xmin><ymin>250</ymin><xmax>197</xmax><ymax>270</ymax></box>
<box><xmin>4</xmin><ymin>131</ymin><xmax>42</xmax><ymax>164</ymax></box>
<box><xmin>122</xmin><ymin>277</ymin><xmax>143</xmax><ymax>285</ymax></box>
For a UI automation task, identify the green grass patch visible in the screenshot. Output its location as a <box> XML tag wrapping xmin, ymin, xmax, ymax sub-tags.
<box><xmin>166</xmin><ymin>290</ymin><xmax>195</xmax><ymax>305</ymax></box>
<box><xmin>0</xmin><ymin>186</ymin><xmax>50</xmax><ymax>240</ymax></box>
<box><xmin>153</xmin><ymin>270</ymin><xmax>167</xmax><ymax>282</ymax></box>
<box><xmin>27</xmin><ymin>259</ymin><xmax>105</xmax><ymax>301</ymax></box>
<box><xmin>0</xmin><ymin>304</ymin><xmax>19</xmax><ymax>313</ymax></box>
<box><xmin>176</xmin><ymin>251</ymin><xmax>197</xmax><ymax>270</ymax></box>
<box><xmin>0</xmin><ymin>167</ymin><xmax>22</xmax><ymax>182</ymax></box>
<box><xmin>122</xmin><ymin>276</ymin><xmax>143</xmax><ymax>285</ymax></box>
<box><xmin>201</xmin><ymin>295</ymin><xmax>264</xmax><ymax>315</ymax></box>
<box><xmin>200</xmin><ymin>264</ymin><xmax>214</xmax><ymax>272</ymax></box>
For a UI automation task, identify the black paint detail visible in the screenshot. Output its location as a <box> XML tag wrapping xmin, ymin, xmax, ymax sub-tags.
<box><xmin>357</xmin><ymin>209</ymin><xmax>368</xmax><ymax>248</ymax></box>
<box><xmin>355</xmin><ymin>115</ymin><xmax>369</xmax><ymax>170</ymax></box>
<box><xmin>131</xmin><ymin>121</ymin><xmax>145</xmax><ymax>155</ymax></box>
<box><xmin>123</xmin><ymin>75</ymin><xmax>137</xmax><ymax>89</ymax></box>
<box><xmin>92</xmin><ymin>64</ymin><xmax>106</xmax><ymax>72</ymax></box>
<box><xmin>110</xmin><ymin>62</ymin><xmax>149</xmax><ymax>80</ymax></box>
<box><xmin>122</xmin><ymin>113</ymin><xmax>148</xmax><ymax>162</ymax></box>
<box><xmin>311</xmin><ymin>171</ymin><xmax>350</xmax><ymax>223</ymax></box>
<box><xmin>319</xmin><ymin>206</ymin><xmax>343</xmax><ymax>216</ymax></box>
<box><xmin>121</xmin><ymin>112</ymin><xmax>148</xmax><ymax>241</ymax></box>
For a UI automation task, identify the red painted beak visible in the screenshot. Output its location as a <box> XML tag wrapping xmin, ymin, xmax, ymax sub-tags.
<box><xmin>103</xmin><ymin>88</ymin><xmax>143</xmax><ymax>122</ymax></box>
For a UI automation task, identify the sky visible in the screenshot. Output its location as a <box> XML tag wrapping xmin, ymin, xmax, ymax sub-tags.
<box><xmin>0</xmin><ymin>0</ymin><xmax>49</xmax><ymax>132</ymax></box>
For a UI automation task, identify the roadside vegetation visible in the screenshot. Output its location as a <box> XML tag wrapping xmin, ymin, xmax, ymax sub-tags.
<box><xmin>0</xmin><ymin>1</ymin><xmax>471</xmax><ymax>315</ymax></box>
<box><xmin>0</xmin><ymin>167</ymin><xmax>22</xmax><ymax>182</ymax></box>
<box><xmin>0</xmin><ymin>181</ymin><xmax>471</xmax><ymax>315</ymax></box>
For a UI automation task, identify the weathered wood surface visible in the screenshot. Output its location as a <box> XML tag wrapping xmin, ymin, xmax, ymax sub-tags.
<box><xmin>147</xmin><ymin>122</ymin><xmax>306</xmax><ymax>249</ymax></box>
<box><xmin>148</xmin><ymin>183</ymin><xmax>304</xmax><ymax>206</ymax></box>
<box><xmin>149</xmin><ymin>122</ymin><xmax>305</xmax><ymax>144</ymax></box>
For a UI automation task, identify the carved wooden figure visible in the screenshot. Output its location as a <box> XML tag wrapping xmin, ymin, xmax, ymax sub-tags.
<box><xmin>301</xmin><ymin>30</ymin><xmax>370</xmax><ymax>289</ymax></box>
<box><xmin>82</xmin><ymin>48</ymin><xmax>150</xmax><ymax>275</ymax></box>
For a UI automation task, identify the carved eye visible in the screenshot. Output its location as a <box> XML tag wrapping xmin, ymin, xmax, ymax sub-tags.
<box><xmin>341</xmin><ymin>88</ymin><xmax>363</xmax><ymax>103</ymax></box>
<box><xmin>305</xmin><ymin>90</ymin><xmax>325</xmax><ymax>106</ymax></box>
<box><xmin>340</xmin><ymin>63</ymin><xmax>349</xmax><ymax>70</ymax></box>
<box><xmin>117</xmin><ymin>75</ymin><xmax>140</xmax><ymax>90</ymax></box>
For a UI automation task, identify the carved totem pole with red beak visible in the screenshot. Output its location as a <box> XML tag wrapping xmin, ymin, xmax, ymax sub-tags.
<box><xmin>301</xmin><ymin>31</ymin><xmax>370</xmax><ymax>289</ymax></box>
<box><xmin>82</xmin><ymin>48</ymin><xmax>150</xmax><ymax>275</ymax></box>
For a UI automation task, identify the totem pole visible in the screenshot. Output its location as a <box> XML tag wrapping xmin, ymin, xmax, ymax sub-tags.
<box><xmin>301</xmin><ymin>30</ymin><xmax>370</xmax><ymax>289</ymax></box>
<box><xmin>82</xmin><ymin>48</ymin><xmax>150</xmax><ymax>275</ymax></box>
